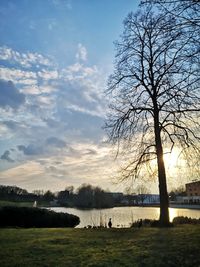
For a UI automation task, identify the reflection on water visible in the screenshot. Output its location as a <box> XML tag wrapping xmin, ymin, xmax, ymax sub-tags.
<box><xmin>50</xmin><ymin>206</ymin><xmax>200</xmax><ymax>228</ymax></box>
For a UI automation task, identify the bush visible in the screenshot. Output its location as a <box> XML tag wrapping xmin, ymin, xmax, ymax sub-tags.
<box><xmin>130</xmin><ymin>219</ymin><xmax>155</xmax><ymax>227</ymax></box>
<box><xmin>0</xmin><ymin>206</ymin><xmax>80</xmax><ymax>228</ymax></box>
<box><xmin>130</xmin><ymin>219</ymin><xmax>173</xmax><ymax>228</ymax></box>
<box><xmin>173</xmin><ymin>216</ymin><xmax>200</xmax><ymax>225</ymax></box>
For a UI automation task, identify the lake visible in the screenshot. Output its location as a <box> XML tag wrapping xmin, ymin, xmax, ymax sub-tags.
<box><xmin>50</xmin><ymin>206</ymin><xmax>200</xmax><ymax>228</ymax></box>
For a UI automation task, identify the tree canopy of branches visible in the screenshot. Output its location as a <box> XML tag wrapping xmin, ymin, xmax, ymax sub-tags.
<box><xmin>141</xmin><ymin>0</ymin><xmax>200</xmax><ymax>28</ymax></box>
<box><xmin>105</xmin><ymin>6</ymin><xmax>200</xmax><ymax>226</ymax></box>
<box><xmin>75</xmin><ymin>184</ymin><xmax>114</xmax><ymax>209</ymax></box>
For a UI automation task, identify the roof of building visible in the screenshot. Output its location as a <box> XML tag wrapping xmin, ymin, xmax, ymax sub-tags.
<box><xmin>186</xmin><ymin>180</ymin><xmax>200</xmax><ymax>186</ymax></box>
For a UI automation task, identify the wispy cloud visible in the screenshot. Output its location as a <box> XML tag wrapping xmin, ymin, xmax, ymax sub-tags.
<box><xmin>76</xmin><ymin>43</ymin><xmax>87</xmax><ymax>62</ymax></box>
<box><xmin>0</xmin><ymin>46</ymin><xmax>52</xmax><ymax>68</ymax></box>
<box><xmin>51</xmin><ymin>0</ymin><xmax>72</xmax><ymax>10</ymax></box>
<box><xmin>38</xmin><ymin>70</ymin><xmax>58</xmax><ymax>80</ymax></box>
<box><xmin>0</xmin><ymin>67</ymin><xmax>37</xmax><ymax>85</ymax></box>
<box><xmin>62</xmin><ymin>63</ymin><xmax>97</xmax><ymax>80</ymax></box>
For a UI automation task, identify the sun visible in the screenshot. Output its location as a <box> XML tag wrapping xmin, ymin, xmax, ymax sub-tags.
<box><xmin>163</xmin><ymin>148</ymin><xmax>181</xmax><ymax>169</ymax></box>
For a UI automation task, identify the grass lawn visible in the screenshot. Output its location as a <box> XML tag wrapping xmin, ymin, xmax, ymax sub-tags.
<box><xmin>0</xmin><ymin>200</ymin><xmax>34</xmax><ymax>207</ymax></box>
<box><xmin>0</xmin><ymin>225</ymin><xmax>200</xmax><ymax>267</ymax></box>
<box><xmin>0</xmin><ymin>200</ymin><xmax>51</xmax><ymax>208</ymax></box>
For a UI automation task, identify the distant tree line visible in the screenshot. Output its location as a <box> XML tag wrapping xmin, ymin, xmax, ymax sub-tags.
<box><xmin>0</xmin><ymin>184</ymin><xmax>186</xmax><ymax>208</ymax></box>
<box><xmin>0</xmin><ymin>184</ymin><xmax>115</xmax><ymax>208</ymax></box>
<box><xmin>0</xmin><ymin>185</ymin><xmax>38</xmax><ymax>202</ymax></box>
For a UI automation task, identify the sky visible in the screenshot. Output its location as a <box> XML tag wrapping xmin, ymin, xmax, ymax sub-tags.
<box><xmin>0</xmin><ymin>0</ymin><xmax>143</xmax><ymax>193</ymax></box>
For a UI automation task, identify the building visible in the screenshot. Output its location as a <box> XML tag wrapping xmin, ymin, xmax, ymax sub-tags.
<box><xmin>186</xmin><ymin>180</ymin><xmax>200</xmax><ymax>197</ymax></box>
<box><xmin>138</xmin><ymin>194</ymin><xmax>160</xmax><ymax>204</ymax></box>
<box><xmin>121</xmin><ymin>194</ymin><xmax>160</xmax><ymax>205</ymax></box>
<box><xmin>183</xmin><ymin>181</ymin><xmax>200</xmax><ymax>204</ymax></box>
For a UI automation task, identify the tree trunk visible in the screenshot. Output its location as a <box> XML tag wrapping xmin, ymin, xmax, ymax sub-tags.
<box><xmin>154</xmin><ymin>105</ymin><xmax>170</xmax><ymax>226</ymax></box>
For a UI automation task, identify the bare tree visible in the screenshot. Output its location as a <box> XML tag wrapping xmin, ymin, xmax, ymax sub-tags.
<box><xmin>141</xmin><ymin>0</ymin><xmax>200</xmax><ymax>28</ymax></box>
<box><xmin>105</xmin><ymin>7</ymin><xmax>200</xmax><ymax>226</ymax></box>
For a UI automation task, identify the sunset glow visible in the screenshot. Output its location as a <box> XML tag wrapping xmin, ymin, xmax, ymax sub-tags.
<box><xmin>163</xmin><ymin>148</ymin><xmax>182</xmax><ymax>170</ymax></box>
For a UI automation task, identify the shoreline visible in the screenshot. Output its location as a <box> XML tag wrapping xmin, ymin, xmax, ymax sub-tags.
<box><xmin>50</xmin><ymin>203</ymin><xmax>200</xmax><ymax>210</ymax></box>
<box><xmin>1</xmin><ymin>200</ymin><xmax>200</xmax><ymax>211</ymax></box>
<box><xmin>111</xmin><ymin>204</ymin><xmax>200</xmax><ymax>210</ymax></box>
<box><xmin>169</xmin><ymin>204</ymin><xmax>200</xmax><ymax>210</ymax></box>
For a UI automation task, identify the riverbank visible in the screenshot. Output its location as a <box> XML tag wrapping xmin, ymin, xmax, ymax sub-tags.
<box><xmin>169</xmin><ymin>203</ymin><xmax>200</xmax><ymax>210</ymax></box>
<box><xmin>1</xmin><ymin>200</ymin><xmax>200</xmax><ymax>210</ymax></box>
<box><xmin>0</xmin><ymin>225</ymin><xmax>200</xmax><ymax>267</ymax></box>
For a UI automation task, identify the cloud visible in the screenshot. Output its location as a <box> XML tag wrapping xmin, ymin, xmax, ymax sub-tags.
<box><xmin>83</xmin><ymin>149</ymin><xmax>97</xmax><ymax>155</ymax></box>
<box><xmin>22</xmin><ymin>84</ymin><xmax>56</xmax><ymax>95</ymax></box>
<box><xmin>0</xmin><ymin>160</ymin><xmax>74</xmax><ymax>191</ymax></box>
<box><xmin>2</xmin><ymin>120</ymin><xmax>18</xmax><ymax>130</ymax></box>
<box><xmin>17</xmin><ymin>144</ymin><xmax>43</xmax><ymax>156</ymax></box>
<box><xmin>0</xmin><ymin>150</ymin><xmax>14</xmax><ymax>162</ymax></box>
<box><xmin>76</xmin><ymin>43</ymin><xmax>87</xmax><ymax>61</ymax></box>
<box><xmin>21</xmin><ymin>85</ymin><xmax>41</xmax><ymax>95</ymax></box>
<box><xmin>0</xmin><ymin>46</ymin><xmax>52</xmax><ymax>68</ymax></box>
<box><xmin>0</xmin><ymin>79</ymin><xmax>25</xmax><ymax>109</ymax></box>
<box><xmin>0</xmin><ymin>123</ymin><xmax>10</xmax><ymax>138</ymax></box>
<box><xmin>0</xmin><ymin>67</ymin><xmax>37</xmax><ymax>85</ymax></box>
<box><xmin>48</xmin><ymin>19</ymin><xmax>57</xmax><ymax>31</ymax></box>
<box><xmin>0</xmin><ymin>141</ymin><xmax>119</xmax><ymax>191</ymax></box>
<box><xmin>61</xmin><ymin>63</ymin><xmax>98</xmax><ymax>81</ymax></box>
<box><xmin>38</xmin><ymin>70</ymin><xmax>58</xmax><ymax>80</ymax></box>
<box><xmin>43</xmin><ymin>118</ymin><xmax>60</xmax><ymax>128</ymax></box>
<box><xmin>0</xmin><ymin>45</ymin><xmax>112</xmax><ymax>191</ymax></box>
<box><xmin>0</xmin><ymin>46</ymin><xmax>105</xmax><ymax>119</ymax></box>
<box><xmin>46</xmin><ymin>137</ymin><xmax>66</xmax><ymax>148</ymax></box>
<box><xmin>56</xmin><ymin>62</ymin><xmax>106</xmax><ymax>119</ymax></box>
<box><xmin>51</xmin><ymin>0</ymin><xmax>72</xmax><ymax>10</ymax></box>
<box><xmin>17</xmin><ymin>137</ymin><xmax>67</xmax><ymax>158</ymax></box>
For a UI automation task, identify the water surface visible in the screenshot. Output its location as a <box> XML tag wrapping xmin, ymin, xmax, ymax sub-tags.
<box><xmin>50</xmin><ymin>206</ymin><xmax>200</xmax><ymax>228</ymax></box>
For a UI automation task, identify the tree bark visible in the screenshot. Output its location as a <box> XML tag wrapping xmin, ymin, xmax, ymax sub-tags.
<box><xmin>154</xmin><ymin>104</ymin><xmax>170</xmax><ymax>226</ymax></box>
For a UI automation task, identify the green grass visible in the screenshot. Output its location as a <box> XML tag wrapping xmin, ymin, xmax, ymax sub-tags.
<box><xmin>0</xmin><ymin>200</ymin><xmax>34</xmax><ymax>207</ymax></box>
<box><xmin>0</xmin><ymin>200</ymin><xmax>51</xmax><ymax>208</ymax></box>
<box><xmin>0</xmin><ymin>225</ymin><xmax>200</xmax><ymax>267</ymax></box>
